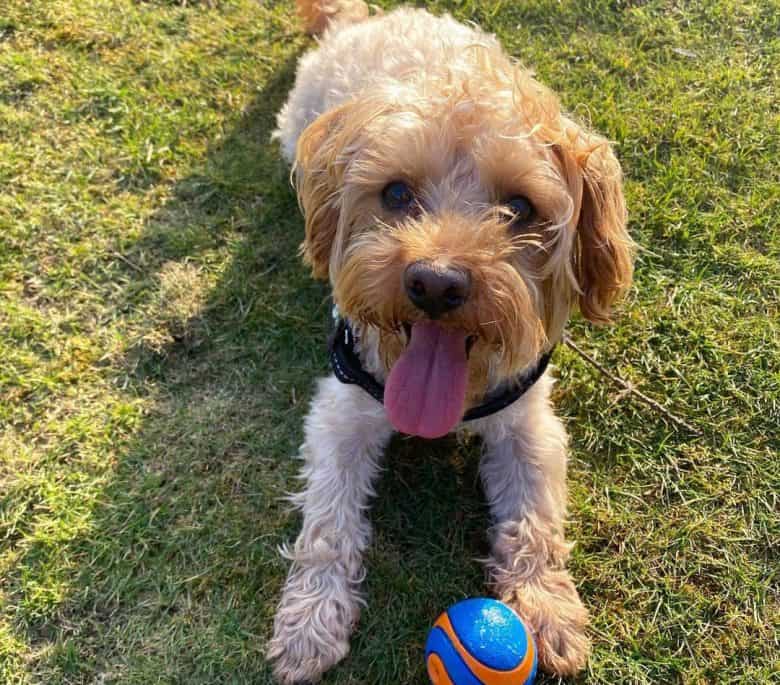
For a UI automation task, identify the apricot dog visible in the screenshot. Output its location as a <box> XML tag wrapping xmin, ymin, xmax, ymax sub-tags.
<box><xmin>267</xmin><ymin>2</ymin><xmax>634</xmax><ymax>682</ymax></box>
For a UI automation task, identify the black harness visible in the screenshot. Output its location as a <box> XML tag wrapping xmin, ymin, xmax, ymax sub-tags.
<box><xmin>329</xmin><ymin>317</ymin><xmax>554</xmax><ymax>422</ymax></box>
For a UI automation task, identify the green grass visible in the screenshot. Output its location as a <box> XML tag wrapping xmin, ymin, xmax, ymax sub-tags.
<box><xmin>0</xmin><ymin>0</ymin><xmax>777</xmax><ymax>683</ymax></box>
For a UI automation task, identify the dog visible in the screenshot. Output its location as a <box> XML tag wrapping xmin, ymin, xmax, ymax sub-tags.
<box><xmin>267</xmin><ymin>1</ymin><xmax>634</xmax><ymax>682</ymax></box>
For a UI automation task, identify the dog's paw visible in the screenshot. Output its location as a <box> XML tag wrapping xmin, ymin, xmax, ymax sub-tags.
<box><xmin>501</xmin><ymin>568</ymin><xmax>591</xmax><ymax>677</ymax></box>
<box><xmin>267</xmin><ymin>567</ymin><xmax>359</xmax><ymax>684</ymax></box>
<box><xmin>267</xmin><ymin>608</ymin><xmax>351</xmax><ymax>685</ymax></box>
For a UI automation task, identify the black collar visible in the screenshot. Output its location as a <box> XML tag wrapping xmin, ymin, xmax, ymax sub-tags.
<box><xmin>328</xmin><ymin>317</ymin><xmax>554</xmax><ymax>423</ymax></box>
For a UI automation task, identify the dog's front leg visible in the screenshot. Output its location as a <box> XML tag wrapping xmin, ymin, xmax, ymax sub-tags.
<box><xmin>475</xmin><ymin>376</ymin><xmax>591</xmax><ymax>677</ymax></box>
<box><xmin>267</xmin><ymin>376</ymin><xmax>393</xmax><ymax>685</ymax></box>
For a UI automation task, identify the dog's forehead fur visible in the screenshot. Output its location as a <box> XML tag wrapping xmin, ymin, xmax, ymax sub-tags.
<box><xmin>343</xmin><ymin>109</ymin><xmax>574</xmax><ymax>233</ymax></box>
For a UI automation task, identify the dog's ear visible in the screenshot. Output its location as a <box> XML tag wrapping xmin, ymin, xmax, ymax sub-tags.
<box><xmin>556</xmin><ymin>123</ymin><xmax>634</xmax><ymax>323</ymax></box>
<box><xmin>295</xmin><ymin>108</ymin><xmax>345</xmax><ymax>280</ymax></box>
<box><xmin>295</xmin><ymin>102</ymin><xmax>359</xmax><ymax>280</ymax></box>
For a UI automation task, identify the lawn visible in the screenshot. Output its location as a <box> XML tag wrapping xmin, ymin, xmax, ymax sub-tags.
<box><xmin>0</xmin><ymin>0</ymin><xmax>777</xmax><ymax>683</ymax></box>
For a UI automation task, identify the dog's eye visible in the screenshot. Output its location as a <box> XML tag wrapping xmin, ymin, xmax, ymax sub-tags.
<box><xmin>506</xmin><ymin>195</ymin><xmax>535</xmax><ymax>225</ymax></box>
<box><xmin>382</xmin><ymin>181</ymin><xmax>415</xmax><ymax>212</ymax></box>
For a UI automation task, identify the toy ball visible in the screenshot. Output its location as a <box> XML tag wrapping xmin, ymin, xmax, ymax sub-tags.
<box><xmin>425</xmin><ymin>598</ymin><xmax>537</xmax><ymax>685</ymax></box>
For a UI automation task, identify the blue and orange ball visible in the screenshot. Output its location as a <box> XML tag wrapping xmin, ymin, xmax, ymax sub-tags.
<box><xmin>425</xmin><ymin>598</ymin><xmax>537</xmax><ymax>685</ymax></box>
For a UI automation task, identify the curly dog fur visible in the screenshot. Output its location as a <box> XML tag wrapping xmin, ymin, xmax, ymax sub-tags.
<box><xmin>267</xmin><ymin>2</ymin><xmax>634</xmax><ymax>682</ymax></box>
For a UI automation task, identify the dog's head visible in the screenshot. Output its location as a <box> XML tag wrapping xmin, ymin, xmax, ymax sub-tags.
<box><xmin>293</xmin><ymin>50</ymin><xmax>633</xmax><ymax>437</ymax></box>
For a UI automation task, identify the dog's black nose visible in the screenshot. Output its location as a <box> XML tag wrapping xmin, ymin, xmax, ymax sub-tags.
<box><xmin>403</xmin><ymin>260</ymin><xmax>471</xmax><ymax>318</ymax></box>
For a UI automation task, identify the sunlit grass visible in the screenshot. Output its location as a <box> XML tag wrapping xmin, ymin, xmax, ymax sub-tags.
<box><xmin>0</xmin><ymin>1</ymin><xmax>777</xmax><ymax>683</ymax></box>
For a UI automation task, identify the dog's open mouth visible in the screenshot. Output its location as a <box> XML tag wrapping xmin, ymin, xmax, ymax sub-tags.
<box><xmin>400</xmin><ymin>322</ymin><xmax>477</xmax><ymax>355</ymax></box>
<box><xmin>385</xmin><ymin>321</ymin><xmax>471</xmax><ymax>439</ymax></box>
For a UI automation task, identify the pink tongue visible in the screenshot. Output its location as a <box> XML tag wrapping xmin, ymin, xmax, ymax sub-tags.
<box><xmin>385</xmin><ymin>321</ymin><xmax>469</xmax><ymax>439</ymax></box>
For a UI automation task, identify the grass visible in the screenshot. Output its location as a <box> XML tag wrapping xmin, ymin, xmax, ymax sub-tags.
<box><xmin>0</xmin><ymin>0</ymin><xmax>777</xmax><ymax>683</ymax></box>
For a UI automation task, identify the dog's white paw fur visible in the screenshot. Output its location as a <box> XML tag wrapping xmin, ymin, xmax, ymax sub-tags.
<box><xmin>267</xmin><ymin>560</ymin><xmax>359</xmax><ymax>684</ymax></box>
<box><xmin>502</xmin><ymin>570</ymin><xmax>591</xmax><ymax>676</ymax></box>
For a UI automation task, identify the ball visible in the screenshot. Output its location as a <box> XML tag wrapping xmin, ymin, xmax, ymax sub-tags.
<box><xmin>425</xmin><ymin>598</ymin><xmax>537</xmax><ymax>685</ymax></box>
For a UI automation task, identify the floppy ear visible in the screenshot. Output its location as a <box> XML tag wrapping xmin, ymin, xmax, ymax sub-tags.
<box><xmin>560</xmin><ymin>125</ymin><xmax>634</xmax><ymax>323</ymax></box>
<box><xmin>294</xmin><ymin>103</ymin><xmax>357</xmax><ymax>280</ymax></box>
